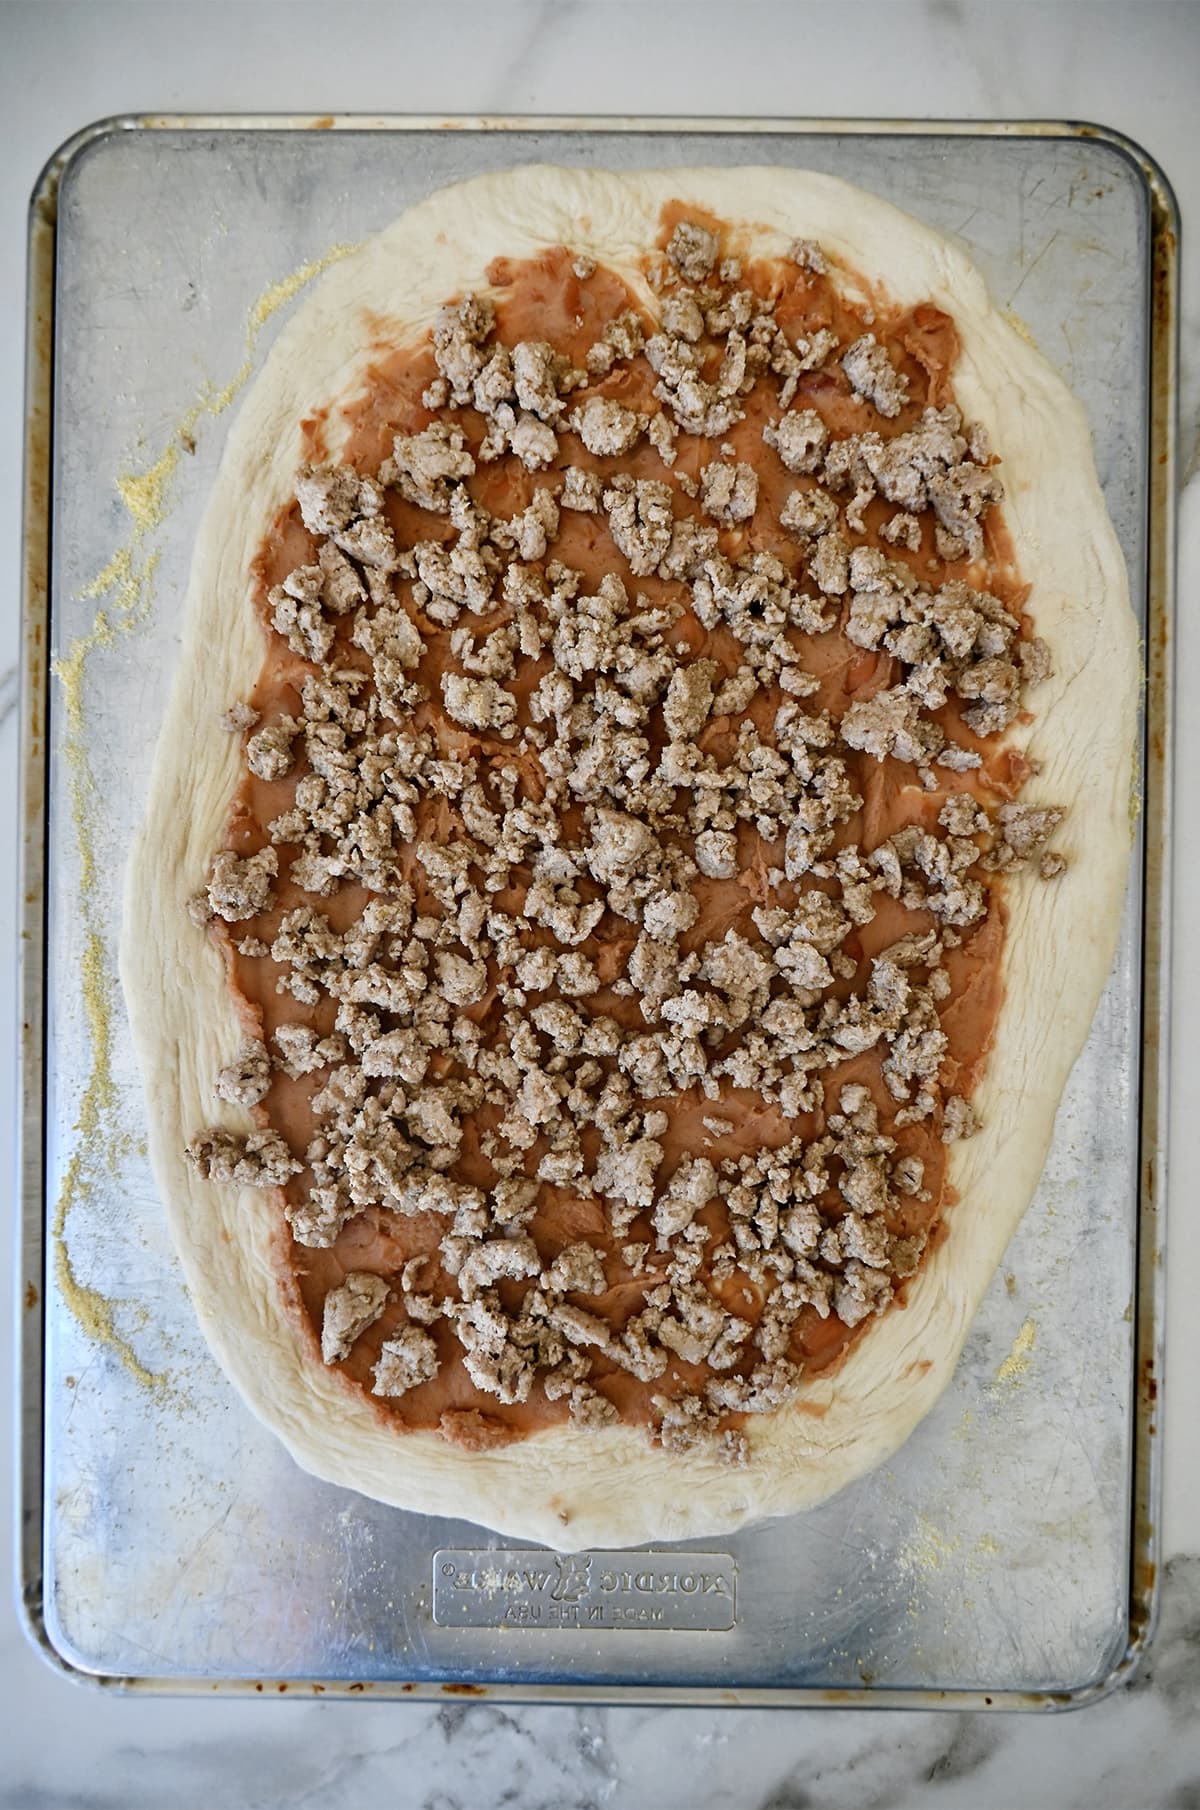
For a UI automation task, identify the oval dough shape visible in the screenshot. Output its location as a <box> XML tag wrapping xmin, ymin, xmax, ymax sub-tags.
<box><xmin>120</xmin><ymin>166</ymin><xmax>1137</xmax><ymax>1550</ymax></box>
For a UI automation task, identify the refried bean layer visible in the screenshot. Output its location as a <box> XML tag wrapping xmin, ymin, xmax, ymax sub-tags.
<box><xmin>193</xmin><ymin>207</ymin><xmax>1055</xmax><ymax>1457</ymax></box>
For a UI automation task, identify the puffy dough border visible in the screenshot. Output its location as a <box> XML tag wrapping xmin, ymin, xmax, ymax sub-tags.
<box><xmin>120</xmin><ymin>166</ymin><xmax>1138</xmax><ymax>1549</ymax></box>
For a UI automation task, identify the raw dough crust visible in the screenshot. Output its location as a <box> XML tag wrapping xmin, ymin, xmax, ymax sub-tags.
<box><xmin>121</xmin><ymin>166</ymin><xmax>1138</xmax><ymax>1550</ymax></box>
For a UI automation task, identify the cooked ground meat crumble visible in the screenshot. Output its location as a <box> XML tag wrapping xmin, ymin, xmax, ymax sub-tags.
<box><xmin>185</xmin><ymin>207</ymin><xmax>1062</xmax><ymax>1462</ymax></box>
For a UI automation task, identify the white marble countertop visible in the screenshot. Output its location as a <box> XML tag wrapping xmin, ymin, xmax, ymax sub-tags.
<box><xmin>2</xmin><ymin>4</ymin><xmax>1197</xmax><ymax>1805</ymax></box>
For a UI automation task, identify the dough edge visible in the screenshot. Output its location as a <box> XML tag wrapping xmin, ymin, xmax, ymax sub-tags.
<box><xmin>119</xmin><ymin>164</ymin><xmax>1139</xmax><ymax>1551</ymax></box>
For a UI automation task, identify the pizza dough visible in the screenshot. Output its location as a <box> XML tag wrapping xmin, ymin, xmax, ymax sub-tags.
<box><xmin>120</xmin><ymin>166</ymin><xmax>1137</xmax><ymax>1550</ymax></box>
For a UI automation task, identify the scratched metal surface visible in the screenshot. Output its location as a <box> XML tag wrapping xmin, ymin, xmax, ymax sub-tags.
<box><xmin>38</xmin><ymin>122</ymin><xmax>1149</xmax><ymax>1696</ymax></box>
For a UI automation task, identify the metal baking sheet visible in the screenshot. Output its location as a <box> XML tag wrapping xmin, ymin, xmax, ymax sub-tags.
<box><xmin>19</xmin><ymin>117</ymin><xmax>1175</xmax><ymax>1705</ymax></box>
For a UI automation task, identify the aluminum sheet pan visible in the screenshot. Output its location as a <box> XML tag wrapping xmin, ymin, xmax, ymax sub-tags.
<box><xmin>19</xmin><ymin>117</ymin><xmax>1176</xmax><ymax>1705</ymax></box>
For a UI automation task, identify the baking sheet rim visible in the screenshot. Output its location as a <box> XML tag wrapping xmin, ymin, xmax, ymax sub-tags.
<box><xmin>16</xmin><ymin>111</ymin><xmax>1177</xmax><ymax>1708</ymax></box>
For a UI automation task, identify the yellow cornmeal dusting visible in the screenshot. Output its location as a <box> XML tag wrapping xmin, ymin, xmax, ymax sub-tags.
<box><xmin>189</xmin><ymin>241</ymin><xmax>359</xmax><ymax>420</ymax></box>
<box><xmin>895</xmin><ymin>1522</ymin><xmax>1003</xmax><ymax>1596</ymax></box>
<box><xmin>54</xmin><ymin>556</ymin><xmax>160</xmax><ymax>899</ymax></box>
<box><xmin>1004</xmin><ymin>310</ymin><xmax>1038</xmax><ymax>347</ymax></box>
<box><xmin>79</xmin><ymin>545</ymin><xmax>137</xmax><ymax>609</ymax></box>
<box><xmin>116</xmin><ymin>442</ymin><xmax>181</xmax><ymax>535</ymax></box>
<box><xmin>49</xmin><ymin>241</ymin><xmax>361</xmax><ymax>1378</ymax></box>
<box><xmin>50</xmin><ymin>934</ymin><xmax>160</xmax><ymax>1390</ymax></box>
<box><xmin>993</xmin><ymin>1318</ymin><xmax>1038</xmax><ymax>1387</ymax></box>
<box><xmin>898</xmin><ymin>1515</ymin><xmax>962</xmax><ymax>1577</ymax></box>
<box><xmin>52</xmin><ymin>1172</ymin><xmax>159</xmax><ymax>1390</ymax></box>
<box><xmin>1129</xmin><ymin>729</ymin><xmax>1143</xmax><ymax>836</ymax></box>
